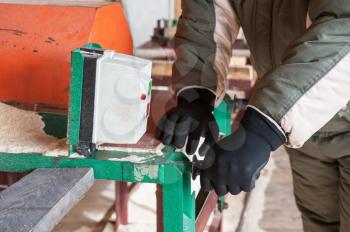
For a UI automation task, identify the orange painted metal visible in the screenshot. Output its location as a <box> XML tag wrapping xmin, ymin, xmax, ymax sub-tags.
<box><xmin>0</xmin><ymin>1</ymin><xmax>133</xmax><ymax>109</ymax></box>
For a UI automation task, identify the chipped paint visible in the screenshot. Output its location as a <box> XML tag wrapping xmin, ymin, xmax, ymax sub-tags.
<box><xmin>134</xmin><ymin>165</ymin><xmax>158</xmax><ymax>181</ymax></box>
<box><xmin>97</xmin><ymin>143</ymin><xmax>164</xmax><ymax>156</ymax></box>
<box><xmin>107</xmin><ymin>155</ymin><xmax>149</xmax><ymax>163</ymax></box>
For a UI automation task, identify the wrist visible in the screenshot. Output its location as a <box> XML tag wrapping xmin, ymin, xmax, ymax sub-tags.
<box><xmin>177</xmin><ymin>88</ymin><xmax>216</xmax><ymax>111</ymax></box>
<box><xmin>241</xmin><ymin>107</ymin><xmax>286</xmax><ymax>151</ymax></box>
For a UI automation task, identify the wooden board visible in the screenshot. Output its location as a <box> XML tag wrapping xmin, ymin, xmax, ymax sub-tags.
<box><xmin>0</xmin><ymin>168</ymin><xmax>94</xmax><ymax>232</ymax></box>
<box><xmin>0</xmin><ymin>0</ymin><xmax>109</xmax><ymax>7</ymax></box>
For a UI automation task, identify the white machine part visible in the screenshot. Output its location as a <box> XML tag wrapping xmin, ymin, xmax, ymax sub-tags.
<box><xmin>92</xmin><ymin>50</ymin><xmax>152</xmax><ymax>145</ymax></box>
<box><xmin>181</xmin><ymin>137</ymin><xmax>206</xmax><ymax>163</ymax></box>
<box><xmin>180</xmin><ymin>137</ymin><xmax>206</xmax><ymax>196</ymax></box>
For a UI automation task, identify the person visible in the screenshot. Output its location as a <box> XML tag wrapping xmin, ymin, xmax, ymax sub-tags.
<box><xmin>155</xmin><ymin>0</ymin><xmax>350</xmax><ymax>231</ymax></box>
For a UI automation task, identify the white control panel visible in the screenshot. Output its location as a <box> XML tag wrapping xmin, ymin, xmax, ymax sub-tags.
<box><xmin>92</xmin><ymin>51</ymin><xmax>152</xmax><ymax>145</ymax></box>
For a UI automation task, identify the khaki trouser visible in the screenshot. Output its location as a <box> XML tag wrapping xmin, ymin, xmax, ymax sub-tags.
<box><xmin>286</xmin><ymin>128</ymin><xmax>350</xmax><ymax>232</ymax></box>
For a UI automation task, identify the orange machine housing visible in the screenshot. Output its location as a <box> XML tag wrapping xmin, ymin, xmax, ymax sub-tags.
<box><xmin>0</xmin><ymin>1</ymin><xmax>133</xmax><ymax>109</ymax></box>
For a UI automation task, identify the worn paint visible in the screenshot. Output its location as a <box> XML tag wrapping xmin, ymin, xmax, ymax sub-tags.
<box><xmin>134</xmin><ymin>165</ymin><xmax>159</xmax><ymax>181</ymax></box>
<box><xmin>107</xmin><ymin>155</ymin><xmax>150</xmax><ymax>163</ymax></box>
<box><xmin>98</xmin><ymin>143</ymin><xmax>164</xmax><ymax>156</ymax></box>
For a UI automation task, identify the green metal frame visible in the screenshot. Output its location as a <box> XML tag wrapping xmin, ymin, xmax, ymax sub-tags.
<box><xmin>68</xmin><ymin>47</ymin><xmax>84</xmax><ymax>149</ymax></box>
<box><xmin>68</xmin><ymin>43</ymin><xmax>102</xmax><ymax>153</ymax></box>
<box><xmin>0</xmin><ymin>96</ymin><xmax>232</xmax><ymax>232</ymax></box>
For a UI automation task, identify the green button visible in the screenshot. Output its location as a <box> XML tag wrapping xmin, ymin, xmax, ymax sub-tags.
<box><xmin>148</xmin><ymin>81</ymin><xmax>152</xmax><ymax>96</ymax></box>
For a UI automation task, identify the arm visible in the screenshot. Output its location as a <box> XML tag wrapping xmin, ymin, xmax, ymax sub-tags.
<box><xmin>249</xmin><ymin>0</ymin><xmax>350</xmax><ymax>148</ymax></box>
<box><xmin>156</xmin><ymin>0</ymin><xmax>240</xmax><ymax>168</ymax></box>
<box><xmin>200</xmin><ymin>1</ymin><xmax>350</xmax><ymax>196</ymax></box>
<box><xmin>172</xmin><ymin>0</ymin><xmax>240</xmax><ymax>103</ymax></box>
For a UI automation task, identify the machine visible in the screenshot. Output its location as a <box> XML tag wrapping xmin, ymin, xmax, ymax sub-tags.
<box><xmin>0</xmin><ymin>0</ymin><xmax>133</xmax><ymax>109</ymax></box>
<box><xmin>68</xmin><ymin>45</ymin><xmax>152</xmax><ymax>156</ymax></box>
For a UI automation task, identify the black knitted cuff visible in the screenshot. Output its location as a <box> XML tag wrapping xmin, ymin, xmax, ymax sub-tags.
<box><xmin>241</xmin><ymin>107</ymin><xmax>286</xmax><ymax>150</ymax></box>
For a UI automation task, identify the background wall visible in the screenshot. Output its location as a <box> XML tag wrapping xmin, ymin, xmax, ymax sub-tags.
<box><xmin>122</xmin><ymin>0</ymin><xmax>174</xmax><ymax>48</ymax></box>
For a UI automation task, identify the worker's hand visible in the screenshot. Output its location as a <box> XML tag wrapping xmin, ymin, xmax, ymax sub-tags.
<box><xmin>200</xmin><ymin>107</ymin><xmax>286</xmax><ymax>196</ymax></box>
<box><xmin>155</xmin><ymin>88</ymin><xmax>219</xmax><ymax>168</ymax></box>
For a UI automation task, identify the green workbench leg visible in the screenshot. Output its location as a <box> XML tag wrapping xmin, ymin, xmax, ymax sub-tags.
<box><xmin>163</xmin><ymin>178</ymin><xmax>184</xmax><ymax>232</ymax></box>
<box><xmin>162</xmin><ymin>166</ymin><xmax>195</xmax><ymax>232</ymax></box>
<box><xmin>182</xmin><ymin>170</ymin><xmax>196</xmax><ymax>232</ymax></box>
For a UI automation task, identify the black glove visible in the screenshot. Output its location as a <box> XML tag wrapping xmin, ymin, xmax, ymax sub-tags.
<box><xmin>200</xmin><ymin>107</ymin><xmax>286</xmax><ymax>196</ymax></box>
<box><xmin>155</xmin><ymin>88</ymin><xmax>219</xmax><ymax>168</ymax></box>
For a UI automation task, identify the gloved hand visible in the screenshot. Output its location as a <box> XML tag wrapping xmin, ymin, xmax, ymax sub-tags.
<box><xmin>200</xmin><ymin>107</ymin><xmax>286</xmax><ymax>196</ymax></box>
<box><xmin>155</xmin><ymin>88</ymin><xmax>219</xmax><ymax>168</ymax></box>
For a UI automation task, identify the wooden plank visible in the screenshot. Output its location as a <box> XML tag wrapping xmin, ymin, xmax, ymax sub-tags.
<box><xmin>0</xmin><ymin>168</ymin><xmax>94</xmax><ymax>232</ymax></box>
<box><xmin>174</xmin><ymin>0</ymin><xmax>182</xmax><ymax>18</ymax></box>
<box><xmin>0</xmin><ymin>0</ymin><xmax>110</xmax><ymax>7</ymax></box>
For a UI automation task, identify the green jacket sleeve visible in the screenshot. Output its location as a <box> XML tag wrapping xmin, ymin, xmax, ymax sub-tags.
<box><xmin>172</xmin><ymin>0</ymin><xmax>240</xmax><ymax>103</ymax></box>
<box><xmin>249</xmin><ymin>0</ymin><xmax>350</xmax><ymax>148</ymax></box>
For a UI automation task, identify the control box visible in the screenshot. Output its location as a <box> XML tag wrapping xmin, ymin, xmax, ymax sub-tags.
<box><xmin>68</xmin><ymin>45</ymin><xmax>152</xmax><ymax>156</ymax></box>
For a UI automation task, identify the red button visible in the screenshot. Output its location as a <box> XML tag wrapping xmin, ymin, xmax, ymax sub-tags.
<box><xmin>141</xmin><ymin>94</ymin><xmax>147</xmax><ymax>100</ymax></box>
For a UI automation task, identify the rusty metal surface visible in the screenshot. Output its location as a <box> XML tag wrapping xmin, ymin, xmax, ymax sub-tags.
<box><xmin>196</xmin><ymin>191</ymin><xmax>221</xmax><ymax>232</ymax></box>
<box><xmin>115</xmin><ymin>181</ymin><xmax>129</xmax><ymax>226</ymax></box>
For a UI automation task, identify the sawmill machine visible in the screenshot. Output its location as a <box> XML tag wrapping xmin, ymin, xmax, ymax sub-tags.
<box><xmin>0</xmin><ymin>0</ymin><xmax>153</xmax><ymax>152</ymax></box>
<box><xmin>0</xmin><ymin>0</ymin><xmax>133</xmax><ymax>110</ymax></box>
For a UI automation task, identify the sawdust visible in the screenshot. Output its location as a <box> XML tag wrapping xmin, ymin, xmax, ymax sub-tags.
<box><xmin>97</xmin><ymin>143</ymin><xmax>164</xmax><ymax>163</ymax></box>
<box><xmin>97</xmin><ymin>143</ymin><xmax>164</xmax><ymax>154</ymax></box>
<box><xmin>0</xmin><ymin>102</ymin><xmax>68</xmax><ymax>156</ymax></box>
<box><xmin>106</xmin><ymin>155</ymin><xmax>152</xmax><ymax>163</ymax></box>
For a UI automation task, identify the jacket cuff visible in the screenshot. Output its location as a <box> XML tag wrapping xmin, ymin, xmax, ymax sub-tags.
<box><xmin>242</xmin><ymin>107</ymin><xmax>286</xmax><ymax>151</ymax></box>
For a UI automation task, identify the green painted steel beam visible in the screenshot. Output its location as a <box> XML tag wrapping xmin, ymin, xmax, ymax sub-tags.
<box><xmin>0</xmin><ymin>149</ymin><xmax>186</xmax><ymax>184</ymax></box>
<box><xmin>68</xmin><ymin>49</ymin><xmax>84</xmax><ymax>148</ymax></box>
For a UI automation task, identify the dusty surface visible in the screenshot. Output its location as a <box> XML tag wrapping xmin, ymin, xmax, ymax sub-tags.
<box><xmin>55</xmin><ymin>181</ymin><xmax>245</xmax><ymax>232</ymax></box>
<box><xmin>239</xmin><ymin>147</ymin><xmax>303</xmax><ymax>232</ymax></box>
<box><xmin>0</xmin><ymin>102</ymin><xmax>67</xmax><ymax>155</ymax></box>
<box><xmin>54</xmin><ymin>182</ymin><xmax>158</xmax><ymax>232</ymax></box>
<box><xmin>0</xmin><ymin>102</ymin><xmax>162</xmax><ymax>158</ymax></box>
<box><xmin>53</xmin><ymin>180</ymin><xmax>116</xmax><ymax>232</ymax></box>
<box><xmin>259</xmin><ymin>148</ymin><xmax>303</xmax><ymax>232</ymax></box>
<box><xmin>222</xmin><ymin>193</ymin><xmax>246</xmax><ymax>232</ymax></box>
<box><xmin>99</xmin><ymin>134</ymin><xmax>164</xmax><ymax>161</ymax></box>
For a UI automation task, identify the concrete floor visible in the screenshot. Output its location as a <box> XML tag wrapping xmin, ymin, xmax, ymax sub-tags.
<box><xmin>53</xmin><ymin>180</ymin><xmax>116</xmax><ymax>232</ymax></box>
<box><xmin>259</xmin><ymin>148</ymin><xmax>303</xmax><ymax>232</ymax></box>
<box><xmin>239</xmin><ymin>148</ymin><xmax>303</xmax><ymax>232</ymax></box>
